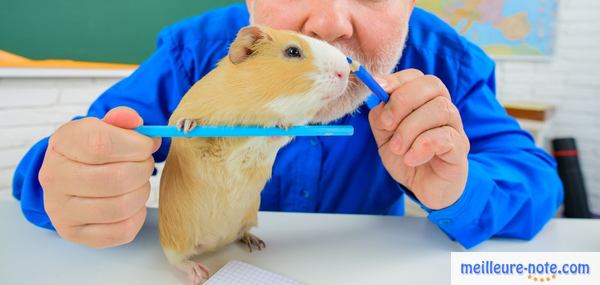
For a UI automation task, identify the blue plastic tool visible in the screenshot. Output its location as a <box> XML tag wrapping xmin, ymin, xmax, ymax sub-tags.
<box><xmin>347</xmin><ymin>57</ymin><xmax>390</xmax><ymax>104</ymax></box>
<box><xmin>135</xmin><ymin>125</ymin><xmax>354</xmax><ymax>138</ymax></box>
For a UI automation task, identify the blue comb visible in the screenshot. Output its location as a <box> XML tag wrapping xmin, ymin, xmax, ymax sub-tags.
<box><xmin>347</xmin><ymin>57</ymin><xmax>390</xmax><ymax>104</ymax></box>
<box><xmin>135</xmin><ymin>125</ymin><xmax>354</xmax><ymax>137</ymax></box>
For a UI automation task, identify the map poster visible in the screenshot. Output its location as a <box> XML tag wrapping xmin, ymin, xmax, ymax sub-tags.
<box><xmin>417</xmin><ymin>0</ymin><xmax>557</xmax><ymax>59</ymax></box>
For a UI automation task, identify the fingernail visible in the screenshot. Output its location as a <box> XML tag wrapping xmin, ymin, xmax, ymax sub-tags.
<box><xmin>381</xmin><ymin>108</ymin><xmax>393</xmax><ymax>128</ymax></box>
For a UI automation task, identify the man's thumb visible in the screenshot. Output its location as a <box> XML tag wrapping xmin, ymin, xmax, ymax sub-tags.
<box><xmin>102</xmin><ymin>106</ymin><xmax>144</xmax><ymax>129</ymax></box>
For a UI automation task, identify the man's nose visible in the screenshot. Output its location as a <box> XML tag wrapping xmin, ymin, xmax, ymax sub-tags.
<box><xmin>301</xmin><ymin>0</ymin><xmax>353</xmax><ymax>42</ymax></box>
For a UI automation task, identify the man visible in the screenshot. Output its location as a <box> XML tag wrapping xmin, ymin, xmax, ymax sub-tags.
<box><xmin>13</xmin><ymin>0</ymin><xmax>563</xmax><ymax>249</ymax></box>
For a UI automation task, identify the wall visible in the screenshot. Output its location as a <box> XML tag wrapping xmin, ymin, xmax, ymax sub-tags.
<box><xmin>495</xmin><ymin>0</ymin><xmax>600</xmax><ymax>213</ymax></box>
<box><xmin>1</xmin><ymin>0</ymin><xmax>599</xmax><ymax>213</ymax></box>
<box><xmin>1</xmin><ymin>0</ymin><xmax>243</xmax><ymax>64</ymax></box>
<box><xmin>0</xmin><ymin>74</ymin><xmax>117</xmax><ymax>200</ymax></box>
<box><xmin>0</xmin><ymin>72</ymin><xmax>163</xmax><ymax>206</ymax></box>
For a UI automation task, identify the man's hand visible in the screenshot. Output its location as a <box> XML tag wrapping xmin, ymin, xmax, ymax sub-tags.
<box><xmin>38</xmin><ymin>107</ymin><xmax>161</xmax><ymax>248</ymax></box>
<box><xmin>369</xmin><ymin>69</ymin><xmax>470</xmax><ymax>210</ymax></box>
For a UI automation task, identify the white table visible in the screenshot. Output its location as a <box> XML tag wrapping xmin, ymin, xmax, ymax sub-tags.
<box><xmin>1</xmin><ymin>201</ymin><xmax>599</xmax><ymax>284</ymax></box>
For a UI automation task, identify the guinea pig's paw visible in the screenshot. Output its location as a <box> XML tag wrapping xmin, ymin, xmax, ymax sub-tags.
<box><xmin>181</xmin><ymin>261</ymin><xmax>210</xmax><ymax>285</ymax></box>
<box><xmin>275</xmin><ymin>122</ymin><xmax>293</xmax><ymax>131</ymax></box>
<box><xmin>176</xmin><ymin>118</ymin><xmax>199</xmax><ymax>134</ymax></box>
<box><xmin>239</xmin><ymin>232</ymin><xmax>266</xmax><ymax>253</ymax></box>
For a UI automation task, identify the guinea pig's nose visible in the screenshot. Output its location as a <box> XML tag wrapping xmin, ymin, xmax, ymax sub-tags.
<box><xmin>335</xmin><ymin>71</ymin><xmax>346</xmax><ymax>79</ymax></box>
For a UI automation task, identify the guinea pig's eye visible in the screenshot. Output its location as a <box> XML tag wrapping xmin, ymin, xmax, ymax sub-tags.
<box><xmin>284</xmin><ymin>46</ymin><xmax>303</xmax><ymax>59</ymax></box>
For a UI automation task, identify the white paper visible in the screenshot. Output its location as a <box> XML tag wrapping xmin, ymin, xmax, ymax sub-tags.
<box><xmin>205</xmin><ymin>260</ymin><xmax>304</xmax><ymax>285</ymax></box>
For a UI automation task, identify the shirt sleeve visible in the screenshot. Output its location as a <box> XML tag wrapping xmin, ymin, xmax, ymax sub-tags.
<box><xmin>410</xmin><ymin>46</ymin><xmax>564</xmax><ymax>249</ymax></box>
<box><xmin>11</xmin><ymin>29</ymin><xmax>195</xmax><ymax>230</ymax></box>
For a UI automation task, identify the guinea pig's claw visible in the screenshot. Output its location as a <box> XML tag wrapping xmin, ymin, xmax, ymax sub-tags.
<box><xmin>239</xmin><ymin>232</ymin><xmax>266</xmax><ymax>253</ymax></box>
<box><xmin>176</xmin><ymin>118</ymin><xmax>198</xmax><ymax>134</ymax></box>
<box><xmin>276</xmin><ymin>122</ymin><xmax>292</xmax><ymax>131</ymax></box>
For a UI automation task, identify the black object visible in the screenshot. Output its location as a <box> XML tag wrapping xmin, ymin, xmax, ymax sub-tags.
<box><xmin>552</xmin><ymin>138</ymin><xmax>592</xmax><ymax>218</ymax></box>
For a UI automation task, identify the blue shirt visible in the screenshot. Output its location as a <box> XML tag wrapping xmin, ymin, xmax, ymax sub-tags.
<box><xmin>12</xmin><ymin>5</ymin><xmax>563</xmax><ymax>249</ymax></box>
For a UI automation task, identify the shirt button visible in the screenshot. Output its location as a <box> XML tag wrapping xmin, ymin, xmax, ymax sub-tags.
<box><xmin>310</xmin><ymin>138</ymin><xmax>318</xmax><ymax>146</ymax></box>
<box><xmin>302</xmin><ymin>190</ymin><xmax>310</xmax><ymax>198</ymax></box>
<box><xmin>438</xmin><ymin>219</ymin><xmax>452</xmax><ymax>225</ymax></box>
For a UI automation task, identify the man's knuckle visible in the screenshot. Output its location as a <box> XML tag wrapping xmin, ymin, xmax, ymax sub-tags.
<box><xmin>420</xmin><ymin>135</ymin><xmax>434</xmax><ymax>150</ymax></box>
<box><xmin>124</xmin><ymin>226</ymin><xmax>138</xmax><ymax>244</ymax></box>
<box><xmin>98</xmin><ymin>229</ymin><xmax>126</xmax><ymax>247</ymax></box>
<box><xmin>44</xmin><ymin>200</ymin><xmax>60</xmax><ymax>218</ymax></box>
<box><xmin>443</xmin><ymin>97</ymin><xmax>458</xmax><ymax>114</ymax></box>
<box><xmin>47</xmin><ymin>133</ymin><xmax>61</xmax><ymax>152</ymax></box>
<box><xmin>113</xmin><ymin>196</ymin><xmax>133</xmax><ymax>221</ymax></box>
<box><xmin>444</xmin><ymin>100</ymin><xmax>455</xmax><ymax>123</ymax></box>
<box><xmin>52</xmin><ymin>120</ymin><xmax>76</xmax><ymax>141</ymax></box>
<box><xmin>419</xmin><ymin>78</ymin><xmax>438</xmax><ymax>96</ymax></box>
<box><xmin>87</xmin><ymin>128</ymin><xmax>112</xmax><ymax>159</ymax></box>
<box><xmin>80</xmin><ymin>165</ymin><xmax>103</xmax><ymax>190</ymax></box>
<box><xmin>444</xmin><ymin>127</ymin><xmax>456</xmax><ymax>145</ymax></box>
<box><xmin>122</xmin><ymin>216</ymin><xmax>141</xmax><ymax>243</ymax></box>
<box><xmin>38</xmin><ymin>165</ymin><xmax>55</xmax><ymax>189</ymax></box>
<box><xmin>111</xmin><ymin>164</ymin><xmax>129</xmax><ymax>185</ymax></box>
<box><xmin>142</xmin><ymin>182</ymin><xmax>152</xmax><ymax>198</ymax></box>
<box><xmin>424</xmin><ymin>75</ymin><xmax>450</xmax><ymax>97</ymax></box>
<box><xmin>141</xmin><ymin>139</ymin><xmax>156</xmax><ymax>156</ymax></box>
<box><xmin>423</xmin><ymin>74</ymin><xmax>441</xmax><ymax>85</ymax></box>
<box><xmin>137</xmin><ymin>159</ymin><xmax>155</xmax><ymax>179</ymax></box>
<box><xmin>436</xmin><ymin>97</ymin><xmax>456</xmax><ymax>123</ymax></box>
<box><xmin>391</xmin><ymin>92</ymin><xmax>408</xmax><ymax>110</ymax></box>
<box><xmin>142</xmin><ymin>157</ymin><xmax>156</xmax><ymax>177</ymax></box>
<box><xmin>49</xmin><ymin>119</ymin><xmax>89</xmax><ymax>155</ymax></box>
<box><xmin>405</xmin><ymin>68</ymin><xmax>424</xmax><ymax>77</ymax></box>
<box><xmin>87</xmin><ymin>236</ymin><xmax>115</xmax><ymax>249</ymax></box>
<box><xmin>56</xmin><ymin>226</ymin><xmax>77</xmax><ymax>242</ymax></box>
<box><xmin>86</xmin><ymin>242</ymin><xmax>107</xmax><ymax>249</ymax></box>
<box><xmin>428</xmin><ymin>97</ymin><xmax>446</xmax><ymax>120</ymax></box>
<box><xmin>464</xmin><ymin>136</ymin><xmax>471</xmax><ymax>151</ymax></box>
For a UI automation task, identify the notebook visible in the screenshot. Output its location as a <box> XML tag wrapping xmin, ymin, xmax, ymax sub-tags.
<box><xmin>205</xmin><ymin>260</ymin><xmax>305</xmax><ymax>285</ymax></box>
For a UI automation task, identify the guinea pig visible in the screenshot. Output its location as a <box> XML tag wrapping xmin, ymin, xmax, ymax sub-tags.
<box><xmin>158</xmin><ymin>25</ymin><xmax>350</xmax><ymax>284</ymax></box>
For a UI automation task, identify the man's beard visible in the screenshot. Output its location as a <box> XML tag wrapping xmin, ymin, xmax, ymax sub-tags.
<box><xmin>311</xmin><ymin>26</ymin><xmax>409</xmax><ymax>124</ymax></box>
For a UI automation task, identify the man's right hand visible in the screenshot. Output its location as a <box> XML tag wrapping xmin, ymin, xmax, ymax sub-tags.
<box><xmin>38</xmin><ymin>107</ymin><xmax>161</xmax><ymax>248</ymax></box>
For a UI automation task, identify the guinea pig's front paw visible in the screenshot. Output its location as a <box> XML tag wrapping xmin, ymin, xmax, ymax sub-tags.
<box><xmin>275</xmin><ymin>122</ymin><xmax>293</xmax><ymax>131</ymax></box>
<box><xmin>176</xmin><ymin>118</ymin><xmax>198</xmax><ymax>134</ymax></box>
<box><xmin>180</xmin><ymin>261</ymin><xmax>210</xmax><ymax>285</ymax></box>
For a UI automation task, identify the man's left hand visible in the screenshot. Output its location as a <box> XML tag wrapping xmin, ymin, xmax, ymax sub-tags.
<box><xmin>369</xmin><ymin>69</ymin><xmax>470</xmax><ymax>210</ymax></box>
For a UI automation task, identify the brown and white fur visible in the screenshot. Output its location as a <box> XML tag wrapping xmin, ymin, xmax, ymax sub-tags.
<box><xmin>158</xmin><ymin>25</ymin><xmax>350</xmax><ymax>284</ymax></box>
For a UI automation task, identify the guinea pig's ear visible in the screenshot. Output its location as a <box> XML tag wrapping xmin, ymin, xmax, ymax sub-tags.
<box><xmin>229</xmin><ymin>25</ymin><xmax>272</xmax><ymax>64</ymax></box>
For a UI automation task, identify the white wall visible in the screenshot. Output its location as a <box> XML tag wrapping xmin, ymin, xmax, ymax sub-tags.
<box><xmin>0</xmin><ymin>71</ymin><xmax>163</xmax><ymax>207</ymax></box>
<box><xmin>0</xmin><ymin>74</ymin><xmax>119</xmax><ymax>201</ymax></box>
<box><xmin>1</xmin><ymin>0</ymin><xmax>598</xmax><ymax>213</ymax></box>
<box><xmin>495</xmin><ymin>0</ymin><xmax>600</xmax><ymax>213</ymax></box>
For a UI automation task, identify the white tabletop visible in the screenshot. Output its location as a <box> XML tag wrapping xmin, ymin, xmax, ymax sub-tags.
<box><xmin>0</xmin><ymin>200</ymin><xmax>599</xmax><ymax>284</ymax></box>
